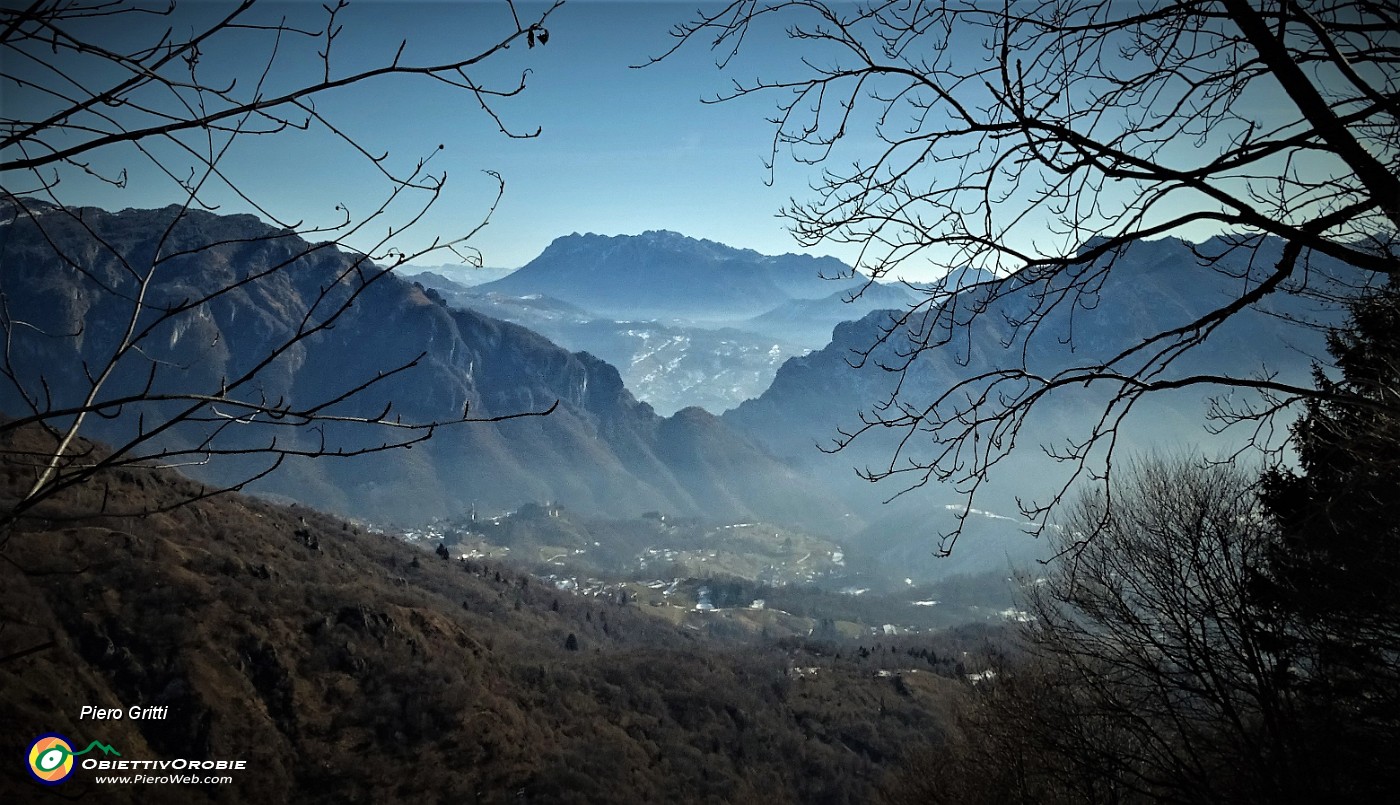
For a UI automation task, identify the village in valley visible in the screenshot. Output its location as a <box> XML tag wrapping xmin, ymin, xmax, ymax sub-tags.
<box><xmin>394</xmin><ymin>502</ymin><xmax>1029</xmax><ymax>639</ymax></box>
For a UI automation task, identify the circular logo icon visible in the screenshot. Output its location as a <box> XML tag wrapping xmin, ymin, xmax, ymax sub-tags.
<box><xmin>27</xmin><ymin>734</ymin><xmax>75</xmax><ymax>785</ymax></box>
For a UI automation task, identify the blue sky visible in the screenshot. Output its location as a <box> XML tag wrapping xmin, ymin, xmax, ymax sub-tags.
<box><xmin>8</xmin><ymin>0</ymin><xmax>1315</xmax><ymax>279</ymax></box>
<box><xmin>312</xmin><ymin>0</ymin><xmax>811</xmax><ymax>269</ymax></box>
<box><xmin>14</xmin><ymin>1</ymin><xmax>868</xmax><ymax>271</ymax></box>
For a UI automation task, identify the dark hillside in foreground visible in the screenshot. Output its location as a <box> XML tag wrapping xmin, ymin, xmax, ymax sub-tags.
<box><xmin>0</xmin><ymin>429</ymin><xmax>973</xmax><ymax>804</ymax></box>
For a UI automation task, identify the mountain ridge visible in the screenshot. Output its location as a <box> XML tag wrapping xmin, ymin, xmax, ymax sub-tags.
<box><xmin>0</xmin><ymin>201</ymin><xmax>851</xmax><ymax>531</ymax></box>
<box><xmin>711</xmin><ymin>234</ymin><xmax>1375</xmax><ymax>580</ymax></box>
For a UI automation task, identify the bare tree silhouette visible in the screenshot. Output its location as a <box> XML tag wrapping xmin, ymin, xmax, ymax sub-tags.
<box><xmin>1019</xmin><ymin>457</ymin><xmax>1297</xmax><ymax>802</ymax></box>
<box><xmin>653</xmin><ymin>0</ymin><xmax>1399</xmax><ymax>550</ymax></box>
<box><xmin>0</xmin><ymin>0</ymin><xmax>563</xmax><ymax>536</ymax></box>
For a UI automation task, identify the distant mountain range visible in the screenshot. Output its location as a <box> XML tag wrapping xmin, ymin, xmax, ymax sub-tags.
<box><xmin>384</xmin><ymin>228</ymin><xmax>1367</xmax><ymax>581</ymax></box>
<box><xmin>413</xmin><ymin>230</ymin><xmax>934</xmax><ymax>414</ymax></box>
<box><xmin>410</xmin><ymin>276</ymin><xmax>812</xmax><ymax>416</ymax></box>
<box><xmin>0</xmin><ymin>202</ymin><xmax>850</xmax><ymax>531</ymax></box>
<box><xmin>7</xmin><ymin>202</ymin><xmax>1354</xmax><ymax>584</ymax></box>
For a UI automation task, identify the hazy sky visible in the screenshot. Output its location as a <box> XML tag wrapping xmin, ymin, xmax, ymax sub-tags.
<box><xmin>17</xmin><ymin>1</ymin><xmax>876</xmax><ymax>271</ymax></box>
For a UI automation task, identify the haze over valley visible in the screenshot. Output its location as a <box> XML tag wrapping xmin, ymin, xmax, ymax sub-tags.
<box><xmin>2</xmin><ymin>200</ymin><xmax>1357</xmax><ymax>612</ymax></box>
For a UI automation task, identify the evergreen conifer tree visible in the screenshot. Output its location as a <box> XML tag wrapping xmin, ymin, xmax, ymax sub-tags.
<box><xmin>1258</xmin><ymin>278</ymin><xmax>1400</xmax><ymax>796</ymax></box>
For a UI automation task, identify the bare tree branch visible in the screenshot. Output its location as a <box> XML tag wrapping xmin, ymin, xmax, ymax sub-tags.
<box><xmin>654</xmin><ymin>0</ymin><xmax>1400</xmax><ymax>548</ymax></box>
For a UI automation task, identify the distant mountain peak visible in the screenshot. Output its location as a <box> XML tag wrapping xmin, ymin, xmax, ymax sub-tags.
<box><xmin>546</xmin><ymin>229</ymin><xmax>750</xmax><ymax>259</ymax></box>
<box><xmin>481</xmin><ymin>230</ymin><xmax>859</xmax><ymax>319</ymax></box>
